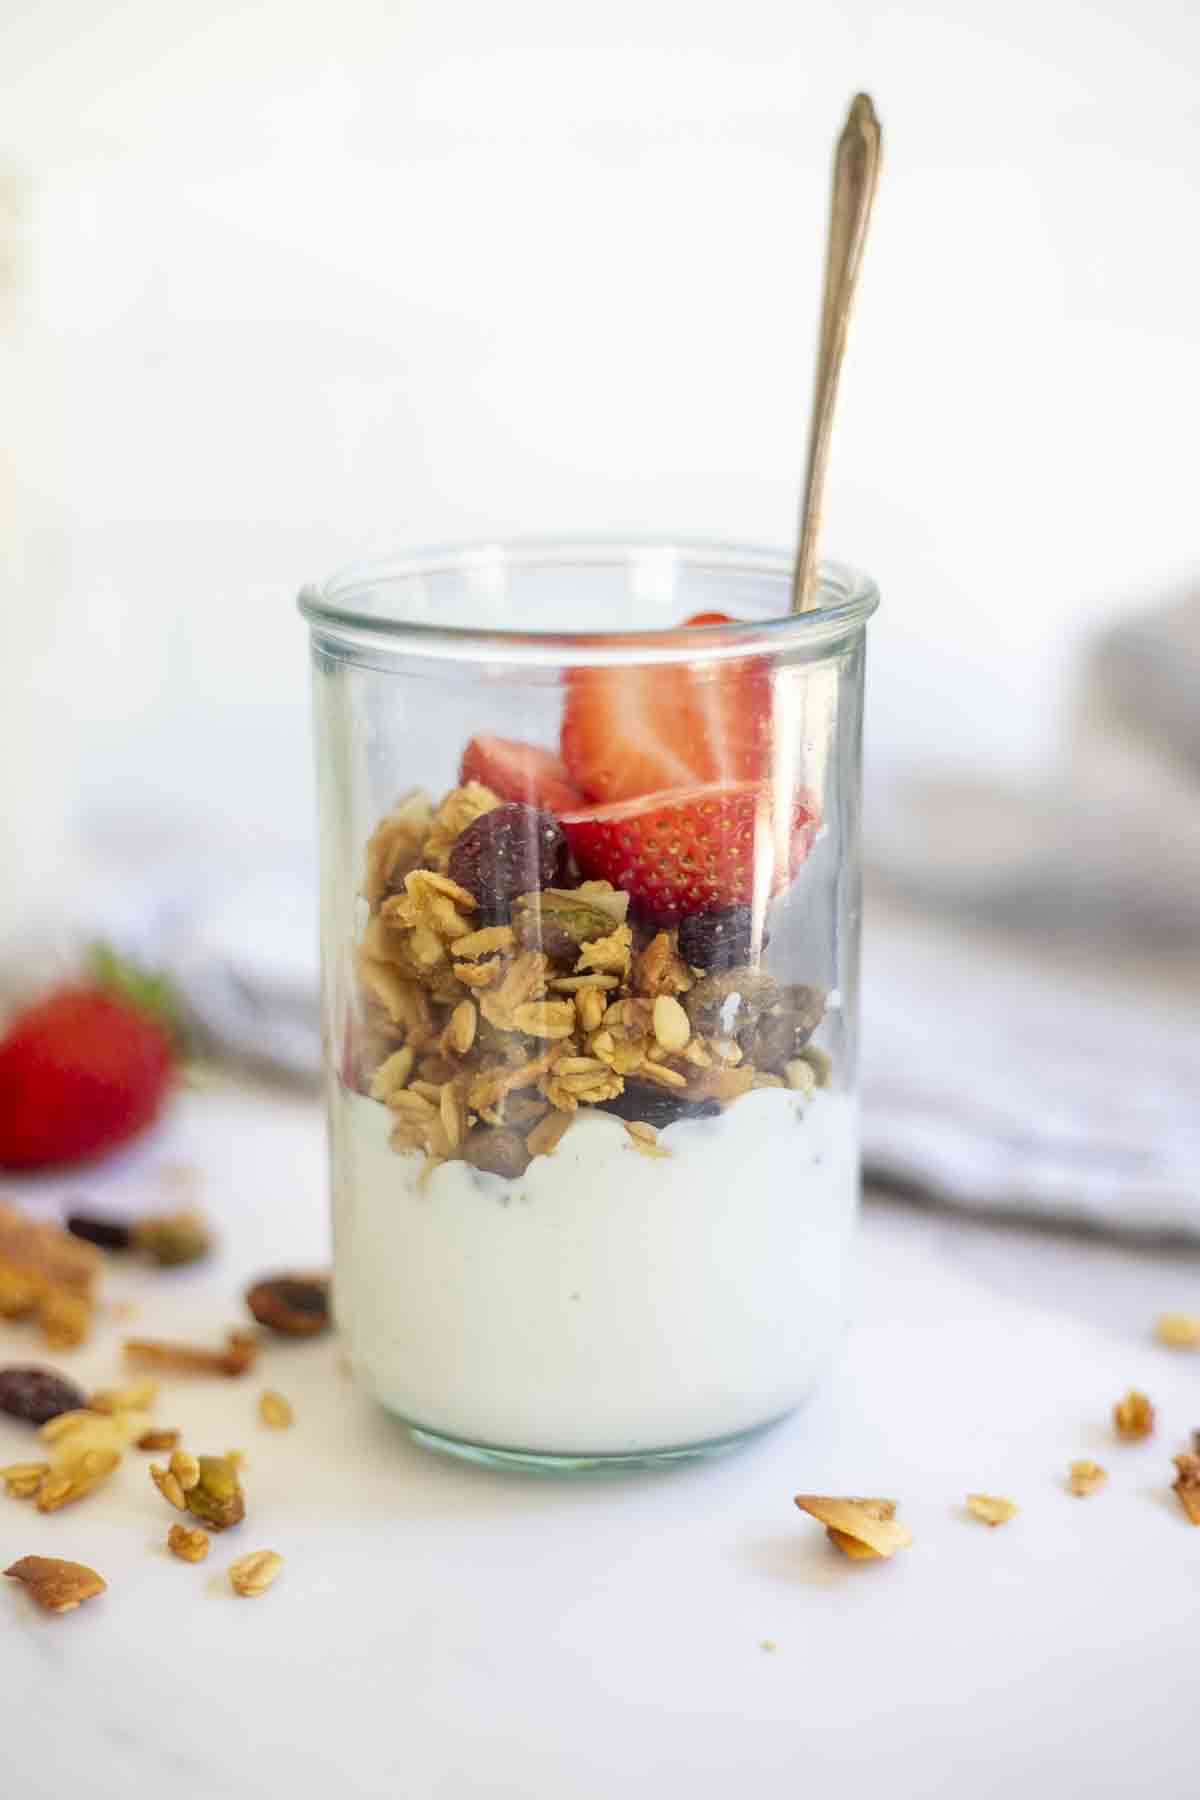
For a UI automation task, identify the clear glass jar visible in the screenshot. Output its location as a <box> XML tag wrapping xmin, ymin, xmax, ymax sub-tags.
<box><xmin>300</xmin><ymin>539</ymin><xmax>878</xmax><ymax>1472</ymax></box>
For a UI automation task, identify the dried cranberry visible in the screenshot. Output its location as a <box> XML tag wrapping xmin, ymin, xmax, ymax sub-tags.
<box><xmin>66</xmin><ymin>1212</ymin><xmax>133</xmax><ymax>1251</ymax></box>
<box><xmin>447</xmin><ymin>803</ymin><xmax>568</xmax><ymax>923</ymax></box>
<box><xmin>0</xmin><ymin>1366</ymin><xmax>88</xmax><ymax>1425</ymax></box>
<box><xmin>678</xmin><ymin>906</ymin><xmax>767</xmax><ymax>971</ymax></box>
<box><xmin>597</xmin><ymin>1083</ymin><xmax>720</xmax><ymax>1129</ymax></box>
<box><xmin>245</xmin><ymin>1274</ymin><xmax>330</xmax><ymax>1337</ymax></box>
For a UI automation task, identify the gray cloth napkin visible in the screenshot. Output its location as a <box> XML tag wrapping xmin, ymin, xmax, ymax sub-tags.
<box><xmin>859</xmin><ymin>590</ymin><xmax>1200</xmax><ymax>1237</ymax></box>
<box><xmin>860</xmin><ymin>906</ymin><xmax>1199</xmax><ymax>1238</ymax></box>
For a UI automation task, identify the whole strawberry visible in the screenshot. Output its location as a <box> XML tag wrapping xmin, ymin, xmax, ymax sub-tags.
<box><xmin>0</xmin><ymin>951</ymin><xmax>176</xmax><ymax>1170</ymax></box>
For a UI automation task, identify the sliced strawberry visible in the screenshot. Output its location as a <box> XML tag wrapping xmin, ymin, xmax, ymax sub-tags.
<box><xmin>560</xmin><ymin>654</ymin><xmax>771</xmax><ymax>804</ymax></box>
<box><xmin>681</xmin><ymin>610</ymin><xmax>736</xmax><ymax>626</ymax></box>
<box><xmin>460</xmin><ymin>735</ymin><xmax>582</xmax><ymax>814</ymax></box>
<box><xmin>559</xmin><ymin>782</ymin><xmax>819</xmax><ymax>922</ymax></box>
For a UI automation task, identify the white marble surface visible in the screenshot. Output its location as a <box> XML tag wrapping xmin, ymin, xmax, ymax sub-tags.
<box><xmin>3</xmin><ymin>1076</ymin><xmax>1198</xmax><ymax>1799</ymax></box>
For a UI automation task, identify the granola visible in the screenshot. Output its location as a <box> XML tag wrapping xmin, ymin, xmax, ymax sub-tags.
<box><xmin>167</xmin><ymin>1524</ymin><xmax>210</xmax><ymax>1563</ymax></box>
<box><xmin>793</xmin><ymin>1495</ymin><xmax>912</xmax><ymax>1560</ymax></box>
<box><xmin>1113</xmin><ymin>1389</ymin><xmax>1155</xmax><ymax>1440</ymax></box>
<box><xmin>0</xmin><ymin>1205</ymin><xmax>101</xmax><ymax>1348</ymax></box>
<box><xmin>1067</xmin><ymin>1459</ymin><xmax>1108</xmax><ymax>1496</ymax></box>
<box><xmin>124</xmin><ymin>1328</ymin><xmax>259</xmax><ymax>1377</ymax></box>
<box><xmin>1172</xmin><ymin>1452</ymin><xmax>1200</xmax><ymax>1524</ymax></box>
<box><xmin>258</xmin><ymin>1389</ymin><xmax>294</xmax><ymax>1429</ymax></box>
<box><xmin>346</xmin><ymin>782</ymin><xmax>836</xmax><ymax>1177</ymax></box>
<box><xmin>1155</xmin><ymin>1313</ymin><xmax>1200</xmax><ymax>1349</ymax></box>
<box><xmin>965</xmin><ymin>1493</ymin><xmax>1018</xmax><ymax>1526</ymax></box>
<box><xmin>228</xmin><ymin>1548</ymin><xmax>283</xmax><ymax>1596</ymax></box>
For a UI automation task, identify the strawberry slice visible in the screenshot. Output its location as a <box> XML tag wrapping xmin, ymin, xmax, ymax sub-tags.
<box><xmin>460</xmin><ymin>735</ymin><xmax>582</xmax><ymax>814</ymax></box>
<box><xmin>560</xmin><ymin>654</ymin><xmax>771</xmax><ymax>803</ymax></box>
<box><xmin>681</xmin><ymin>610</ymin><xmax>736</xmax><ymax>626</ymax></box>
<box><xmin>559</xmin><ymin>782</ymin><xmax>819</xmax><ymax>922</ymax></box>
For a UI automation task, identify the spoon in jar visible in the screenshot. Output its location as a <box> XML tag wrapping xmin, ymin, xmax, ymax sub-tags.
<box><xmin>791</xmin><ymin>93</ymin><xmax>883</xmax><ymax>614</ymax></box>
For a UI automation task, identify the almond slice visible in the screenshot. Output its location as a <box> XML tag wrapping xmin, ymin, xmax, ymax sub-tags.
<box><xmin>5</xmin><ymin>1554</ymin><xmax>106</xmax><ymax>1613</ymax></box>
<box><xmin>793</xmin><ymin>1495</ymin><xmax>912</xmax><ymax>1559</ymax></box>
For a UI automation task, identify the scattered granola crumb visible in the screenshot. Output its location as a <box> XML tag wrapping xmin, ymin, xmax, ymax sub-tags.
<box><xmin>965</xmin><ymin>1493</ymin><xmax>1018</xmax><ymax>1526</ymax></box>
<box><xmin>258</xmin><ymin>1390</ymin><xmax>294</xmax><ymax>1430</ymax></box>
<box><xmin>169</xmin><ymin>1448</ymin><xmax>201</xmax><ymax>1492</ymax></box>
<box><xmin>40</xmin><ymin>1407</ymin><xmax>149</xmax><ymax>1460</ymax></box>
<box><xmin>124</xmin><ymin>1328</ymin><xmax>258</xmax><ymax>1377</ymax></box>
<box><xmin>1113</xmin><ymin>1389</ymin><xmax>1155</xmax><ymax>1440</ymax></box>
<box><xmin>1067</xmin><ymin>1459</ymin><xmax>1108</xmax><ymax>1496</ymax></box>
<box><xmin>5</xmin><ymin>1554</ymin><xmax>106</xmax><ymax>1613</ymax></box>
<box><xmin>1172</xmin><ymin>1452</ymin><xmax>1200</xmax><ymax>1524</ymax></box>
<box><xmin>229</xmin><ymin>1549</ymin><xmax>283</xmax><ymax>1596</ymax></box>
<box><xmin>525</xmin><ymin>1111</ymin><xmax>573</xmax><ymax>1159</ymax></box>
<box><xmin>623</xmin><ymin>1120</ymin><xmax>670</xmax><ymax>1159</ymax></box>
<box><xmin>793</xmin><ymin>1495</ymin><xmax>912</xmax><ymax>1560</ymax></box>
<box><xmin>784</xmin><ymin>1058</ymin><xmax>817</xmax><ymax>1095</ymax></box>
<box><xmin>760</xmin><ymin>1639</ymin><xmax>779</xmax><ymax>1654</ymax></box>
<box><xmin>2</xmin><ymin>1461</ymin><xmax>50</xmax><ymax>1499</ymax></box>
<box><xmin>136</xmin><ymin>1428</ymin><xmax>180</xmax><ymax>1453</ymax></box>
<box><xmin>1155</xmin><ymin>1313</ymin><xmax>1200</xmax><ymax>1349</ymax></box>
<box><xmin>150</xmin><ymin>1461</ymin><xmax>187</xmax><ymax>1511</ymax></box>
<box><xmin>36</xmin><ymin>1447</ymin><xmax>120</xmax><ymax>1512</ymax></box>
<box><xmin>38</xmin><ymin>1287</ymin><xmax>93</xmax><ymax>1350</ymax></box>
<box><xmin>167</xmin><ymin>1523</ymin><xmax>210</xmax><ymax>1563</ymax></box>
<box><xmin>91</xmin><ymin>1378</ymin><xmax>159</xmax><ymax>1415</ymax></box>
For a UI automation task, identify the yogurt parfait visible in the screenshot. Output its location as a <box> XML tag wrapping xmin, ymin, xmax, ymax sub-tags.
<box><xmin>303</xmin><ymin>541</ymin><xmax>876</xmax><ymax>1470</ymax></box>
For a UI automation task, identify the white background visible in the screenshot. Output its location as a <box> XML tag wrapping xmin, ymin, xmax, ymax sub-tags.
<box><xmin>2</xmin><ymin>0</ymin><xmax>1199</xmax><ymax>865</ymax></box>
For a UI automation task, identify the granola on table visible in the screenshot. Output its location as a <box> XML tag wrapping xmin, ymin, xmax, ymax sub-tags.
<box><xmin>346</xmin><ymin>785</ymin><xmax>830</xmax><ymax>1179</ymax></box>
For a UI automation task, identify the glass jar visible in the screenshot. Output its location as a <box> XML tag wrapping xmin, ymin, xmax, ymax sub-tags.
<box><xmin>300</xmin><ymin>539</ymin><xmax>878</xmax><ymax>1472</ymax></box>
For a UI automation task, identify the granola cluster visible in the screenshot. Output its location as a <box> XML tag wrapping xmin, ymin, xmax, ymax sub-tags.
<box><xmin>348</xmin><ymin>784</ymin><xmax>830</xmax><ymax>1178</ymax></box>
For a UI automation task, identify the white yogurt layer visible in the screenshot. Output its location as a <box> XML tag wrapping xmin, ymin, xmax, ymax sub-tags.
<box><xmin>333</xmin><ymin>1082</ymin><xmax>859</xmax><ymax>1456</ymax></box>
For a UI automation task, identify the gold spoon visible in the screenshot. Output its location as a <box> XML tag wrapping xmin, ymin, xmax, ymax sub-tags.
<box><xmin>792</xmin><ymin>93</ymin><xmax>883</xmax><ymax>614</ymax></box>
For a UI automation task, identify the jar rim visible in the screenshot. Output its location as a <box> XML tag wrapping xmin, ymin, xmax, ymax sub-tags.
<box><xmin>298</xmin><ymin>536</ymin><xmax>878</xmax><ymax>667</ymax></box>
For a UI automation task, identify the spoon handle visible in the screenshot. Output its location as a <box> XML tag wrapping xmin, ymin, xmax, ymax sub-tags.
<box><xmin>792</xmin><ymin>94</ymin><xmax>882</xmax><ymax>614</ymax></box>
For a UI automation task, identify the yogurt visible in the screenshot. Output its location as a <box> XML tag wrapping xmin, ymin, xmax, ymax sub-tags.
<box><xmin>334</xmin><ymin>1081</ymin><xmax>859</xmax><ymax>1456</ymax></box>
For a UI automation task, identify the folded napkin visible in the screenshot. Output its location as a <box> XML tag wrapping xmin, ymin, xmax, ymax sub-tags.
<box><xmin>860</xmin><ymin>589</ymin><xmax>1200</xmax><ymax>1238</ymax></box>
<box><xmin>860</xmin><ymin>905</ymin><xmax>1199</xmax><ymax>1239</ymax></box>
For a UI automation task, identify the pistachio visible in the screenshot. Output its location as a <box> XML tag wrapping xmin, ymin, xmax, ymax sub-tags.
<box><xmin>746</xmin><ymin>984</ymin><xmax>826</xmax><ymax>1069</ymax></box>
<box><xmin>184</xmin><ymin>1455</ymin><xmax>246</xmax><ymax>1532</ymax></box>
<box><xmin>685</xmin><ymin>967</ymin><xmax>779</xmax><ymax>1039</ymax></box>
<box><xmin>512</xmin><ymin>890</ymin><xmax>624</xmax><ymax>962</ymax></box>
<box><xmin>131</xmin><ymin>1209</ymin><xmax>214</xmax><ymax>1268</ymax></box>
